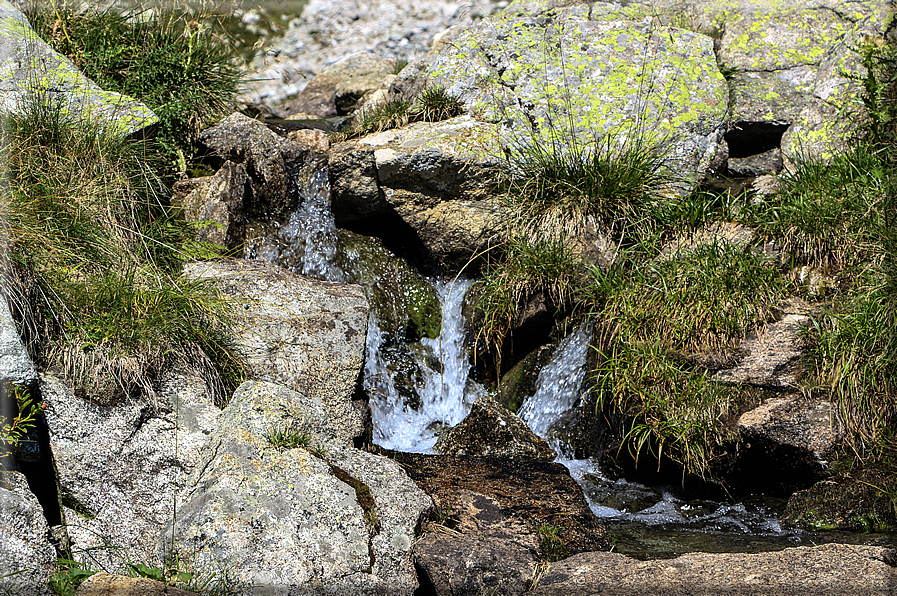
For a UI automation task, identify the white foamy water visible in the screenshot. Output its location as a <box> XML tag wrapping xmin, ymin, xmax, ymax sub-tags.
<box><xmin>367</xmin><ymin>278</ymin><xmax>483</xmax><ymax>452</ymax></box>
<box><xmin>247</xmin><ymin>165</ymin><xmax>345</xmax><ymax>282</ymax></box>
<box><xmin>517</xmin><ymin>320</ymin><xmax>592</xmax><ymax>445</ymax></box>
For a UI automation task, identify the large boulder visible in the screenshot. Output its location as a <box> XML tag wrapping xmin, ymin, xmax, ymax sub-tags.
<box><xmin>332</xmin><ymin>116</ymin><xmax>503</xmax><ymax>273</ymax></box>
<box><xmin>173</xmin><ymin>161</ymin><xmax>250</xmax><ymax>252</ymax></box>
<box><xmin>278</xmin><ymin>51</ymin><xmax>396</xmax><ymax>118</ymax></box>
<box><xmin>529</xmin><ymin>543</ymin><xmax>897</xmax><ymax>595</ymax></box>
<box><xmin>0</xmin><ymin>1</ymin><xmax>157</xmax><ymax>135</ymax></box>
<box><xmin>183</xmin><ymin>259</ymin><xmax>370</xmax><ymax>445</ymax></box>
<box><xmin>165</xmin><ymin>380</ymin><xmax>432</xmax><ymax>595</ymax></box>
<box><xmin>434</xmin><ymin>395</ymin><xmax>557</xmax><ymax>461</ymax></box>
<box><xmin>724</xmin><ymin>393</ymin><xmax>842</xmax><ymax>496</ymax></box>
<box><xmin>394</xmin><ymin>3</ymin><xmax>730</xmax><ymax>188</ymax></box>
<box><xmin>0</xmin><ymin>471</ymin><xmax>54</xmax><ymax>596</ymax></box>
<box><xmin>42</xmin><ymin>370</ymin><xmax>221</xmax><ymax>572</ymax></box>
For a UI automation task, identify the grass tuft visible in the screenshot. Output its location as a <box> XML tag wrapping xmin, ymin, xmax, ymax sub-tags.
<box><xmin>1</xmin><ymin>95</ymin><xmax>244</xmax><ymax>407</ymax></box>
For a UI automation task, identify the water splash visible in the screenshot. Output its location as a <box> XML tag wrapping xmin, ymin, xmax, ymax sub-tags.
<box><xmin>517</xmin><ymin>320</ymin><xmax>592</xmax><ymax>446</ymax></box>
<box><xmin>367</xmin><ymin>278</ymin><xmax>483</xmax><ymax>452</ymax></box>
<box><xmin>246</xmin><ymin>164</ymin><xmax>345</xmax><ymax>282</ymax></box>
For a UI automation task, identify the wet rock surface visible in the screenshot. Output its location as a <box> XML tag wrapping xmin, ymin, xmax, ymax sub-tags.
<box><xmin>529</xmin><ymin>543</ymin><xmax>897</xmax><ymax>595</ymax></box>
<box><xmin>784</xmin><ymin>463</ymin><xmax>897</xmax><ymax>532</ymax></box>
<box><xmin>388</xmin><ymin>452</ymin><xmax>611</xmax><ymax>555</ymax></box>
<box><xmin>434</xmin><ymin>395</ymin><xmax>557</xmax><ymax>461</ymax></box>
<box><xmin>414</xmin><ymin>490</ymin><xmax>541</xmax><ymax>596</ymax></box>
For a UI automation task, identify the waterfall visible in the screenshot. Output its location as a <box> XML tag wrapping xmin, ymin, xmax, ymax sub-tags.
<box><xmin>366</xmin><ymin>278</ymin><xmax>483</xmax><ymax>452</ymax></box>
<box><xmin>246</xmin><ymin>163</ymin><xmax>345</xmax><ymax>282</ymax></box>
<box><xmin>517</xmin><ymin>320</ymin><xmax>592</xmax><ymax>449</ymax></box>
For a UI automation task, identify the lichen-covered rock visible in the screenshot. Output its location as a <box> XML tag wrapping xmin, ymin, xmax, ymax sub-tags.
<box><xmin>396</xmin><ymin>5</ymin><xmax>729</xmax><ymax>188</ymax></box>
<box><xmin>197</xmin><ymin>112</ymin><xmax>312</xmax><ymax>217</ymax></box>
<box><xmin>0</xmin><ymin>1</ymin><xmax>156</xmax><ymax>135</ymax></box>
<box><xmin>277</xmin><ymin>51</ymin><xmax>396</xmax><ymax>118</ymax></box>
<box><xmin>183</xmin><ymin>259</ymin><xmax>370</xmax><ymax>445</ymax></box>
<box><xmin>434</xmin><ymin>395</ymin><xmax>557</xmax><ymax>461</ymax></box>
<box><xmin>0</xmin><ymin>471</ymin><xmax>54</xmax><ymax>596</ymax></box>
<box><xmin>529</xmin><ymin>543</ymin><xmax>897</xmax><ymax>595</ymax></box>
<box><xmin>165</xmin><ymin>380</ymin><xmax>432</xmax><ymax>596</ymax></box>
<box><xmin>42</xmin><ymin>371</ymin><xmax>220</xmax><ymax>572</ymax></box>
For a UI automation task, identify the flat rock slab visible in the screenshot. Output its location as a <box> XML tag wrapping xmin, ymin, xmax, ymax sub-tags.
<box><xmin>389</xmin><ymin>452</ymin><xmax>610</xmax><ymax>555</ymax></box>
<box><xmin>0</xmin><ymin>1</ymin><xmax>157</xmax><ymax>135</ymax></box>
<box><xmin>714</xmin><ymin>300</ymin><xmax>814</xmax><ymax>388</ymax></box>
<box><xmin>530</xmin><ymin>543</ymin><xmax>897</xmax><ymax>595</ymax></box>
<box><xmin>76</xmin><ymin>573</ymin><xmax>198</xmax><ymax>596</ymax></box>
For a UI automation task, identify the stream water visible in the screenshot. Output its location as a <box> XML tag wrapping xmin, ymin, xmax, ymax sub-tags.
<box><xmin>258</xmin><ymin>157</ymin><xmax>891</xmax><ymax>560</ymax></box>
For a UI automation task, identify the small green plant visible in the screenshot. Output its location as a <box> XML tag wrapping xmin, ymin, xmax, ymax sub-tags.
<box><xmin>48</xmin><ymin>559</ymin><xmax>96</xmax><ymax>596</ymax></box>
<box><xmin>0</xmin><ymin>387</ymin><xmax>44</xmax><ymax>457</ymax></box>
<box><xmin>412</xmin><ymin>85</ymin><xmax>465</xmax><ymax>122</ymax></box>
<box><xmin>266</xmin><ymin>424</ymin><xmax>313</xmax><ymax>450</ymax></box>
<box><xmin>535</xmin><ymin>522</ymin><xmax>568</xmax><ymax>562</ymax></box>
<box><xmin>344</xmin><ymin>85</ymin><xmax>465</xmax><ymax>139</ymax></box>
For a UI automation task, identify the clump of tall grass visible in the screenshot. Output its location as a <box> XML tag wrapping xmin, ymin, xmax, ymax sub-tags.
<box><xmin>1</xmin><ymin>95</ymin><xmax>243</xmax><ymax>406</ymax></box>
<box><xmin>342</xmin><ymin>85</ymin><xmax>465</xmax><ymax>139</ymax></box>
<box><xmin>28</xmin><ymin>1</ymin><xmax>241</xmax><ymax>176</ymax></box>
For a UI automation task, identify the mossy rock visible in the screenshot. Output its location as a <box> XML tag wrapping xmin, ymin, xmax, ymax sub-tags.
<box><xmin>783</xmin><ymin>463</ymin><xmax>897</xmax><ymax>532</ymax></box>
<box><xmin>335</xmin><ymin>229</ymin><xmax>441</xmax><ymax>340</ymax></box>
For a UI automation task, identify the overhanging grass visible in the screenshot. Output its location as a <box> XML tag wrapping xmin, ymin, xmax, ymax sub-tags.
<box><xmin>1</xmin><ymin>95</ymin><xmax>243</xmax><ymax>406</ymax></box>
<box><xmin>28</xmin><ymin>2</ymin><xmax>241</xmax><ymax>175</ymax></box>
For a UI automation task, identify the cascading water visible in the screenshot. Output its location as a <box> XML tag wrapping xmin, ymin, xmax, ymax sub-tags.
<box><xmin>517</xmin><ymin>320</ymin><xmax>591</xmax><ymax>448</ymax></box>
<box><xmin>246</xmin><ymin>163</ymin><xmax>345</xmax><ymax>282</ymax></box>
<box><xmin>366</xmin><ymin>278</ymin><xmax>483</xmax><ymax>452</ymax></box>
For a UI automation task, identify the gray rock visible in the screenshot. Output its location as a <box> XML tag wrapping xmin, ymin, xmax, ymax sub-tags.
<box><xmin>356</xmin><ymin>116</ymin><xmax>503</xmax><ymax>272</ymax></box>
<box><xmin>0</xmin><ymin>471</ymin><xmax>54</xmax><ymax>596</ymax></box>
<box><xmin>435</xmin><ymin>395</ymin><xmax>557</xmax><ymax>461</ymax></box>
<box><xmin>0</xmin><ymin>288</ymin><xmax>37</xmax><ymax>388</ymax></box>
<box><xmin>529</xmin><ymin>543</ymin><xmax>897</xmax><ymax>595</ymax></box>
<box><xmin>42</xmin><ymin>371</ymin><xmax>220</xmax><ymax>572</ymax></box>
<box><xmin>174</xmin><ymin>161</ymin><xmax>250</xmax><ymax>252</ymax></box>
<box><xmin>165</xmin><ymin>380</ymin><xmax>431</xmax><ymax>596</ymax></box>
<box><xmin>278</xmin><ymin>51</ymin><xmax>396</xmax><ymax>118</ymax></box>
<box><xmin>414</xmin><ymin>490</ymin><xmax>540</xmax><ymax>596</ymax></box>
<box><xmin>183</xmin><ymin>259</ymin><xmax>370</xmax><ymax>445</ymax></box>
<box><xmin>197</xmin><ymin>112</ymin><xmax>312</xmax><ymax>217</ymax></box>
<box><xmin>734</xmin><ymin>394</ymin><xmax>842</xmax><ymax>492</ymax></box>
<box><xmin>240</xmin><ymin>0</ymin><xmax>500</xmax><ymax>110</ymax></box>
<box><xmin>728</xmin><ymin>147</ymin><xmax>784</xmax><ymax>176</ymax></box>
<box><xmin>328</xmin><ymin>141</ymin><xmax>391</xmax><ymax>226</ymax></box>
<box><xmin>0</xmin><ymin>1</ymin><xmax>157</xmax><ymax>136</ymax></box>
